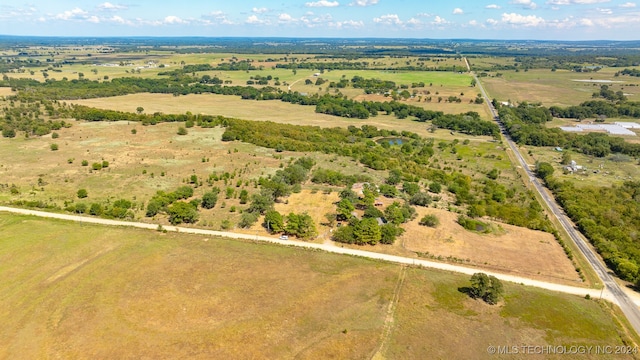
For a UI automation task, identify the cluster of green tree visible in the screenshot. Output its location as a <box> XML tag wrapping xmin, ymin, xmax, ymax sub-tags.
<box><xmin>65</xmin><ymin>198</ymin><xmax>136</xmax><ymax>219</ymax></box>
<box><xmin>349</xmin><ymin>76</ymin><xmax>397</xmax><ymax>92</ymax></box>
<box><xmin>0</xmin><ymin>100</ymin><xmax>72</xmax><ymax>137</ymax></box>
<box><xmin>429</xmin><ymin>112</ymin><xmax>500</xmax><ymax>137</ymax></box>
<box><xmin>157</xmin><ymin>63</ymin><xmax>216</xmax><ymax>76</ymax></box>
<box><xmin>472</xmin><ymin>55</ymin><xmax>640</xmax><ymax>72</ymax></box>
<box><xmin>213</xmin><ymin>60</ymin><xmax>257</xmax><ymax>71</ymax></box>
<box><xmin>332</xmin><ymin>186</ymin><xmax>411</xmax><ymax>245</ymax></box>
<box><xmin>258</xmin><ymin>157</ymin><xmax>316</xmax><ymax>201</ymax></box>
<box><xmin>145</xmin><ymin>185</ymin><xmax>195</xmax><ymax>218</ymax></box>
<box><xmin>546</xmin><ymin>178</ymin><xmax>640</xmax><ymax>283</ymax></box>
<box><xmin>592</xmin><ymin>85</ymin><xmax>626</xmax><ymax>102</ymax></box>
<box><xmin>310</xmin><ymin>168</ymin><xmax>372</xmax><ymax>186</ymax></box>
<box><xmin>617</xmin><ymin>68</ymin><xmax>640</xmax><ymax>77</ymax></box>
<box><xmin>263</xmin><ymin>210</ymin><xmax>317</xmax><ymax>239</ymax></box>
<box><xmin>549</xmin><ymin>100</ymin><xmax>640</xmax><ymax>119</ymax></box>
<box><xmin>499</xmin><ymin>102</ymin><xmax>640</xmax><ymax>157</ymax></box>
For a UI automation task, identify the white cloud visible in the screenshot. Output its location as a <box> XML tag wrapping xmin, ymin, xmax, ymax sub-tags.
<box><xmin>510</xmin><ymin>0</ymin><xmax>538</xmax><ymax>9</ymax></box>
<box><xmin>486</xmin><ymin>18</ymin><xmax>499</xmax><ymax>25</ymax></box>
<box><xmin>330</xmin><ymin>19</ymin><xmax>364</xmax><ymax>28</ymax></box>
<box><xmin>278</xmin><ymin>13</ymin><xmax>295</xmax><ymax>23</ymax></box>
<box><xmin>252</xmin><ymin>7</ymin><xmax>268</xmax><ymax>14</ymax></box>
<box><xmin>88</xmin><ymin>16</ymin><xmax>100</xmax><ymax>23</ymax></box>
<box><xmin>55</xmin><ymin>8</ymin><xmax>89</xmax><ymax>21</ymax></box>
<box><xmin>245</xmin><ymin>15</ymin><xmax>269</xmax><ymax>24</ymax></box>
<box><xmin>406</xmin><ymin>18</ymin><xmax>421</xmax><ymax>25</ymax></box>
<box><xmin>97</xmin><ymin>2</ymin><xmax>128</xmax><ymax>11</ymax></box>
<box><xmin>109</xmin><ymin>15</ymin><xmax>130</xmax><ymax>25</ymax></box>
<box><xmin>486</xmin><ymin>4</ymin><xmax>502</xmax><ymax>9</ymax></box>
<box><xmin>163</xmin><ymin>15</ymin><xmax>188</xmax><ymax>24</ymax></box>
<box><xmin>202</xmin><ymin>11</ymin><xmax>234</xmax><ymax>25</ymax></box>
<box><xmin>501</xmin><ymin>12</ymin><xmax>545</xmax><ymax>26</ymax></box>
<box><xmin>0</xmin><ymin>5</ymin><xmax>37</xmax><ymax>20</ymax></box>
<box><xmin>597</xmin><ymin>7</ymin><xmax>613</xmax><ymax>14</ymax></box>
<box><xmin>453</xmin><ymin>8</ymin><xmax>464</xmax><ymax>14</ymax></box>
<box><xmin>580</xmin><ymin>18</ymin><xmax>595</xmax><ymax>25</ymax></box>
<box><xmin>620</xmin><ymin>2</ymin><xmax>636</xmax><ymax>7</ymax></box>
<box><xmin>432</xmin><ymin>16</ymin><xmax>449</xmax><ymax>25</ymax></box>
<box><xmin>350</xmin><ymin>0</ymin><xmax>379</xmax><ymax>6</ymax></box>
<box><xmin>305</xmin><ymin>1</ymin><xmax>340</xmax><ymax>7</ymax></box>
<box><xmin>546</xmin><ymin>0</ymin><xmax>611</xmax><ymax>4</ymax></box>
<box><xmin>373</xmin><ymin>14</ymin><xmax>403</xmax><ymax>25</ymax></box>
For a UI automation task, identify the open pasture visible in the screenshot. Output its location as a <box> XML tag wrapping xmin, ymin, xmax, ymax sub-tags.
<box><xmin>481</xmin><ymin>68</ymin><xmax>640</xmax><ymax>106</ymax></box>
<box><xmin>71</xmin><ymin>93</ymin><xmax>494</xmax><ymax>137</ymax></box>
<box><xmin>0</xmin><ymin>213</ymin><xmax>634</xmax><ymax>359</ymax></box>
<box><xmin>526</xmin><ymin>145</ymin><xmax>640</xmax><ymax>188</ymax></box>
<box><xmin>400</xmin><ymin>208</ymin><xmax>580</xmax><ymax>284</ymax></box>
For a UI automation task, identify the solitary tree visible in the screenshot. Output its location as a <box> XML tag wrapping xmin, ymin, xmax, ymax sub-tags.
<box><xmin>136</xmin><ymin>106</ymin><xmax>144</xmax><ymax>114</ymax></box>
<box><xmin>535</xmin><ymin>162</ymin><xmax>555</xmax><ymax>180</ymax></box>
<box><xmin>468</xmin><ymin>272</ymin><xmax>504</xmax><ymax>305</ymax></box>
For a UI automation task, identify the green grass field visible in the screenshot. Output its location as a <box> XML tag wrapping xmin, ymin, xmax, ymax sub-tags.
<box><xmin>481</xmin><ymin>68</ymin><xmax>640</xmax><ymax>107</ymax></box>
<box><xmin>0</xmin><ymin>213</ymin><xmax>635</xmax><ymax>359</ymax></box>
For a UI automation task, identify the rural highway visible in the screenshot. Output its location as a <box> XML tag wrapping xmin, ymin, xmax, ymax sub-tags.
<box><xmin>468</xmin><ymin>58</ymin><xmax>640</xmax><ymax>335</ymax></box>
<box><xmin>0</xmin><ymin>205</ymin><xmax>619</xmax><ymax>303</ymax></box>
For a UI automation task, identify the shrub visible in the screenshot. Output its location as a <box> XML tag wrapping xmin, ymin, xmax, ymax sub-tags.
<box><xmin>77</xmin><ymin>189</ymin><xmax>88</xmax><ymax>199</ymax></box>
<box><xmin>50</xmin><ymin>143</ymin><xmax>59</xmax><ymax>151</ymax></box>
<box><xmin>419</xmin><ymin>214</ymin><xmax>439</xmax><ymax>227</ymax></box>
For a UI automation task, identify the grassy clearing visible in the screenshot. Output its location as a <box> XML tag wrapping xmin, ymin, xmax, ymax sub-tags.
<box><xmin>0</xmin><ymin>213</ymin><xmax>396</xmax><ymax>359</ymax></box>
<box><xmin>400</xmin><ymin>207</ymin><xmax>580</xmax><ymax>284</ymax></box>
<box><xmin>0</xmin><ymin>213</ymin><xmax>634</xmax><ymax>359</ymax></box>
<box><xmin>480</xmin><ymin>69</ymin><xmax>640</xmax><ymax>107</ymax></box>
<box><xmin>385</xmin><ymin>268</ymin><xmax>634</xmax><ymax>359</ymax></box>
<box><xmin>71</xmin><ymin>93</ymin><xmax>494</xmax><ymax>136</ymax></box>
<box><xmin>525</xmin><ymin>146</ymin><xmax>640</xmax><ymax>188</ymax></box>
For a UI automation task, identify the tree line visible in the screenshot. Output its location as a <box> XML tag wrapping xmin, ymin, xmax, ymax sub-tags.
<box><xmin>498</xmin><ymin>102</ymin><xmax>640</xmax><ymax>157</ymax></box>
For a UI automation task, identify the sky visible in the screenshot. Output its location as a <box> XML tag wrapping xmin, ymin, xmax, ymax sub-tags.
<box><xmin>0</xmin><ymin>1</ymin><xmax>639</xmax><ymax>40</ymax></box>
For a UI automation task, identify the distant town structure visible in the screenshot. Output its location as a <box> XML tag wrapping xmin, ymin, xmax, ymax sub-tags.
<box><xmin>560</xmin><ymin>123</ymin><xmax>638</xmax><ymax>136</ymax></box>
<box><xmin>565</xmin><ymin>160</ymin><xmax>583</xmax><ymax>173</ymax></box>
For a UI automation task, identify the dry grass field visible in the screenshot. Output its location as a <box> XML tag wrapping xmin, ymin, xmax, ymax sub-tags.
<box><xmin>525</xmin><ymin>145</ymin><xmax>640</xmax><ymax>188</ymax></box>
<box><xmin>71</xmin><ymin>93</ymin><xmax>495</xmax><ymax>137</ymax></box>
<box><xmin>0</xmin><ymin>213</ymin><xmax>634</xmax><ymax>359</ymax></box>
<box><xmin>0</xmin><ymin>119</ymin><xmax>301</xmax><ymax>229</ymax></box>
<box><xmin>481</xmin><ymin>68</ymin><xmax>640</xmax><ymax>107</ymax></box>
<box><xmin>386</xmin><ymin>268</ymin><xmax>636</xmax><ymax>360</ymax></box>
<box><xmin>400</xmin><ymin>208</ymin><xmax>580</xmax><ymax>284</ymax></box>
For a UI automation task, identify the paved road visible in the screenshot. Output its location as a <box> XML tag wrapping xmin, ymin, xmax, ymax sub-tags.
<box><xmin>469</xmin><ymin>60</ymin><xmax>640</xmax><ymax>335</ymax></box>
<box><xmin>0</xmin><ymin>206</ymin><xmax>617</xmax><ymax>303</ymax></box>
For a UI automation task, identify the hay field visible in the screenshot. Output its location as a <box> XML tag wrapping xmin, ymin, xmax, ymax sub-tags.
<box><xmin>71</xmin><ymin>93</ymin><xmax>495</xmax><ymax>138</ymax></box>
<box><xmin>480</xmin><ymin>69</ymin><xmax>640</xmax><ymax>107</ymax></box>
<box><xmin>0</xmin><ymin>214</ymin><xmax>634</xmax><ymax>359</ymax></box>
<box><xmin>399</xmin><ymin>208</ymin><xmax>580</xmax><ymax>284</ymax></box>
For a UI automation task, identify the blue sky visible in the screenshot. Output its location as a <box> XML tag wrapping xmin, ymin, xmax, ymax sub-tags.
<box><xmin>1</xmin><ymin>0</ymin><xmax>639</xmax><ymax>40</ymax></box>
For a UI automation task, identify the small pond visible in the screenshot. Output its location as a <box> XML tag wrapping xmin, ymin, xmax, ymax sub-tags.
<box><xmin>377</xmin><ymin>137</ymin><xmax>405</xmax><ymax>145</ymax></box>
